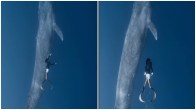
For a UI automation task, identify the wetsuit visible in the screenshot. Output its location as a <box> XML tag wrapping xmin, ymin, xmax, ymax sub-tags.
<box><xmin>144</xmin><ymin>61</ymin><xmax>153</xmax><ymax>79</ymax></box>
<box><xmin>45</xmin><ymin>57</ymin><xmax>55</xmax><ymax>69</ymax></box>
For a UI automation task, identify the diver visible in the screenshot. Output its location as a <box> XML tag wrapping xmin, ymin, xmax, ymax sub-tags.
<box><xmin>139</xmin><ymin>58</ymin><xmax>156</xmax><ymax>102</ymax></box>
<box><xmin>45</xmin><ymin>53</ymin><xmax>57</xmax><ymax>80</ymax></box>
<box><xmin>41</xmin><ymin>53</ymin><xmax>56</xmax><ymax>90</ymax></box>
<box><xmin>143</xmin><ymin>58</ymin><xmax>154</xmax><ymax>88</ymax></box>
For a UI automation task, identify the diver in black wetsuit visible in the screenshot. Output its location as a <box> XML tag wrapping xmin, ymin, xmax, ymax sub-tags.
<box><xmin>144</xmin><ymin>58</ymin><xmax>154</xmax><ymax>88</ymax></box>
<box><xmin>139</xmin><ymin>58</ymin><xmax>156</xmax><ymax>102</ymax></box>
<box><xmin>41</xmin><ymin>53</ymin><xmax>56</xmax><ymax>90</ymax></box>
<box><xmin>45</xmin><ymin>53</ymin><xmax>56</xmax><ymax>80</ymax></box>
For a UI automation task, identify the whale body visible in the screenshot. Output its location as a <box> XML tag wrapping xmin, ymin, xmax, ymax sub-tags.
<box><xmin>115</xmin><ymin>2</ymin><xmax>157</xmax><ymax>108</ymax></box>
<box><xmin>27</xmin><ymin>2</ymin><xmax>63</xmax><ymax>108</ymax></box>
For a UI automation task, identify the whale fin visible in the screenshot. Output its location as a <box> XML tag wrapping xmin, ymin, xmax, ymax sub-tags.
<box><xmin>53</xmin><ymin>22</ymin><xmax>63</xmax><ymax>41</ymax></box>
<box><xmin>148</xmin><ymin>22</ymin><xmax>158</xmax><ymax>40</ymax></box>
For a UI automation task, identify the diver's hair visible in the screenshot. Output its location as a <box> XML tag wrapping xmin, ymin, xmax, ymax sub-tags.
<box><xmin>146</xmin><ymin>58</ymin><xmax>151</xmax><ymax>64</ymax></box>
<box><xmin>146</xmin><ymin>58</ymin><xmax>152</xmax><ymax>69</ymax></box>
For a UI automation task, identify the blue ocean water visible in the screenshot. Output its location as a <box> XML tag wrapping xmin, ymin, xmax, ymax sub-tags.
<box><xmin>100</xmin><ymin>1</ymin><xmax>194</xmax><ymax>109</ymax></box>
<box><xmin>1</xmin><ymin>1</ymin><xmax>195</xmax><ymax>109</ymax></box>
<box><xmin>2</xmin><ymin>1</ymin><xmax>97</xmax><ymax>109</ymax></box>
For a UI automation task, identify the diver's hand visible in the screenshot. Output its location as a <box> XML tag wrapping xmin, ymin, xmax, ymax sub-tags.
<box><xmin>151</xmin><ymin>72</ymin><xmax>154</xmax><ymax>76</ymax></box>
<box><xmin>144</xmin><ymin>72</ymin><xmax>146</xmax><ymax>75</ymax></box>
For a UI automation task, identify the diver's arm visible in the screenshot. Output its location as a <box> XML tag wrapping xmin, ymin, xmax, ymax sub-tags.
<box><xmin>151</xmin><ymin>66</ymin><xmax>154</xmax><ymax>76</ymax></box>
<box><xmin>45</xmin><ymin>54</ymin><xmax>52</xmax><ymax>63</ymax></box>
<box><xmin>150</xmin><ymin>63</ymin><xmax>154</xmax><ymax>76</ymax></box>
<box><xmin>151</xmin><ymin>69</ymin><xmax>154</xmax><ymax>76</ymax></box>
<box><xmin>144</xmin><ymin>66</ymin><xmax>147</xmax><ymax>75</ymax></box>
<box><xmin>47</xmin><ymin>53</ymin><xmax>52</xmax><ymax>59</ymax></box>
<box><xmin>50</xmin><ymin>62</ymin><xmax>57</xmax><ymax>65</ymax></box>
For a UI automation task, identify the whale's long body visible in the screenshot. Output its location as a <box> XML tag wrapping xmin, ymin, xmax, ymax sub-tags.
<box><xmin>115</xmin><ymin>2</ymin><xmax>157</xmax><ymax>108</ymax></box>
<box><xmin>27</xmin><ymin>2</ymin><xmax>63</xmax><ymax>108</ymax></box>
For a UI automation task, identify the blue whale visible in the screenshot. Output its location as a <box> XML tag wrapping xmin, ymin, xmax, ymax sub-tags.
<box><xmin>27</xmin><ymin>2</ymin><xmax>63</xmax><ymax>108</ymax></box>
<box><xmin>115</xmin><ymin>2</ymin><xmax>157</xmax><ymax>109</ymax></box>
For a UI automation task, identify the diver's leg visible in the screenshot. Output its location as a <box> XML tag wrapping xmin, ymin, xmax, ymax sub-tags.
<box><xmin>41</xmin><ymin>79</ymin><xmax>46</xmax><ymax>90</ymax></box>
<box><xmin>46</xmin><ymin>73</ymin><xmax>48</xmax><ymax>80</ymax></box>
<box><xmin>45</xmin><ymin>68</ymin><xmax>49</xmax><ymax>80</ymax></box>
<box><xmin>41</xmin><ymin>69</ymin><xmax>49</xmax><ymax>90</ymax></box>
<box><xmin>142</xmin><ymin>79</ymin><xmax>147</xmax><ymax>92</ymax></box>
<box><xmin>140</xmin><ymin>78</ymin><xmax>147</xmax><ymax>98</ymax></box>
<box><xmin>144</xmin><ymin>79</ymin><xmax>147</xmax><ymax>87</ymax></box>
<box><xmin>147</xmin><ymin>79</ymin><xmax>151</xmax><ymax>88</ymax></box>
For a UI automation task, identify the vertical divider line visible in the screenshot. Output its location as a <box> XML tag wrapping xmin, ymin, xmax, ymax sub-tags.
<box><xmin>97</xmin><ymin>1</ymin><xmax>99</xmax><ymax>109</ymax></box>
